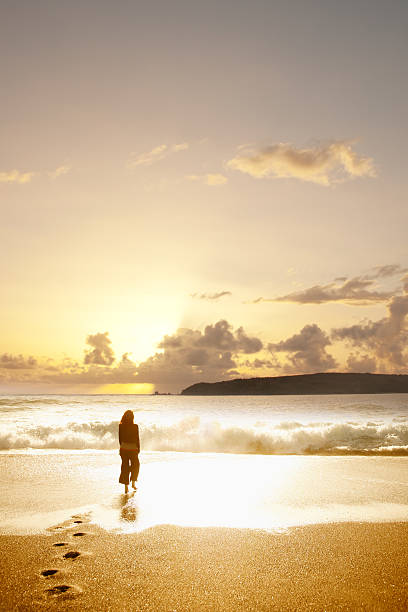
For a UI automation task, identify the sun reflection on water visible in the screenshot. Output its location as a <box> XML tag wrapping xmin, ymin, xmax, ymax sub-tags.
<box><xmin>2</xmin><ymin>452</ymin><xmax>408</xmax><ymax>535</ymax></box>
<box><xmin>88</xmin><ymin>453</ymin><xmax>408</xmax><ymax>533</ymax></box>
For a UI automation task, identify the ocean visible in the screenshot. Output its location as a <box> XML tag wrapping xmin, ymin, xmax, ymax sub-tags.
<box><xmin>1</xmin><ymin>393</ymin><xmax>408</xmax><ymax>534</ymax></box>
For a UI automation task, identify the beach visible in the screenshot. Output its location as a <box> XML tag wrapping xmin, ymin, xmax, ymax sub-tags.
<box><xmin>1</xmin><ymin>452</ymin><xmax>408</xmax><ymax>611</ymax></box>
<box><xmin>1</xmin><ymin>395</ymin><xmax>408</xmax><ymax>610</ymax></box>
<box><xmin>1</xmin><ymin>521</ymin><xmax>408</xmax><ymax>611</ymax></box>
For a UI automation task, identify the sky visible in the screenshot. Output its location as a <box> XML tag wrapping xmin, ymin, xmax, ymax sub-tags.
<box><xmin>1</xmin><ymin>0</ymin><xmax>408</xmax><ymax>393</ymax></box>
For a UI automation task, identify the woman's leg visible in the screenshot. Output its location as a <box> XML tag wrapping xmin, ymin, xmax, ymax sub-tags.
<box><xmin>119</xmin><ymin>450</ymin><xmax>131</xmax><ymax>489</ymax></box>
<box><xmin>130</xmin><ymin>453</ymin><xmax>140</xmax><ymax>488</ymax></box>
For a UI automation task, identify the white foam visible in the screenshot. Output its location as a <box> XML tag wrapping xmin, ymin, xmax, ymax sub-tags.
<box><xmin>1</xmin><ymin>417</ymin><xmax>408</xmax><ymax>455</ymax></box>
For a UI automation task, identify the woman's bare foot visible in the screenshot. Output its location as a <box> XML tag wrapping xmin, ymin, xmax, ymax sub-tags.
<box><xmin>132</xmin><ymin>481</ymin><xmax>137</xmax><ymax>490</ymax></box>
<box><xmin>124</xmin><ymin>484</ymin><xmax>129</xmax><ymax>494</ymax></box>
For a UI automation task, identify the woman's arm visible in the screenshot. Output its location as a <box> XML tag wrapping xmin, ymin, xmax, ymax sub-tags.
<box><xmin>135</xmin><ymin>424</ymin><xmax>140</xmax><ymax>453</ymax></box>
<box><xmin>118</xmin><ymin>424</ymin><xmax>122</xmax><ymax>445</ymax></box>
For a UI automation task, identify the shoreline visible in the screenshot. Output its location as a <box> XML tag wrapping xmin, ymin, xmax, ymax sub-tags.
<box><xmin>2</xmin><ymin>449</ymin><xmax>408</xmax><ymax>456</ymax></box>
<box><xmin>2</xmin><ymin>454</ymin><xmax>408</xmax><ymax>537</ymax></box>
<box><xmin>1</xmin><ymin>520</ymin><xmax>408</xmax><ymax>610</ymax></box>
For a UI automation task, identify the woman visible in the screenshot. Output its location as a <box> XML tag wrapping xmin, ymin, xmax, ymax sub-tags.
<box><xmin>119</xmin><ymin>410</ymin><xmax>140</xmax><ymax>494</ymax></box>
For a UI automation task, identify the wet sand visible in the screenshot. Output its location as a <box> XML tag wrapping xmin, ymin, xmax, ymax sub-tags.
<box><xmin>1</xmin><ymin>519</ymin><xmax>408</xmax><ymax>611</ymax></box>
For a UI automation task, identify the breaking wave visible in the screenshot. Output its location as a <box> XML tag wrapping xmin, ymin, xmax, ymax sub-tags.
<box><xmin>1</xmin><ymin>417</ymin><xmax>408</xmax><ymax>455</ymax></box>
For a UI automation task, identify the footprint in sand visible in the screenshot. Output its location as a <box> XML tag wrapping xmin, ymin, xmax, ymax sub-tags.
<box><xmin>73</xmin><ymin>532</ymin><xmax>86</xmax><ymax>537</ymax></box>
<box><xmin>41</xmin><ymin>569</ymin><xmax>59</xmax><ymax>577</ymax></box>
<box><xmin>53</xmin><ymin>542</ymin><xmax>68</xmax><ymax>547</ymax></box>
<box><xmin>63</xmin><ymin>551</ymin><xmax>81</xmax><ymax>560</ymax></box>
<box><xmin>49</xmin><ymin>520</ymin><xmax>73</xmax><ymax>533</ymax></box>
<box><xmin>45</xmin><ymin>584</ymin><xmax>82</xmax><ymax>598</ymax></box>
<box><xmin>71</xmin><ymin>513</ymin><xmax>91</xmax><ymax>524</ymax></box>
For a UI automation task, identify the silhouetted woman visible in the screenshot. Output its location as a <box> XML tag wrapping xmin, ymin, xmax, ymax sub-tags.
<box><xmin>119</xmin><ymin>410</ymin><xmax>140</xmax><ymax>494</ymax></box>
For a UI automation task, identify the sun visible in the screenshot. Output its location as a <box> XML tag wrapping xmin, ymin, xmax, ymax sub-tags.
<box><xmin>97</xmin><ymin>383</ymin><xmax>154</xmax><ymax>395</ymax></box>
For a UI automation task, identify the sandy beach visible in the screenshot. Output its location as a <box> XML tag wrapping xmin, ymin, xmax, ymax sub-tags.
<box><xmin>1</xmin><ymin>519</ymin><xmax>408</xmax><ymax>611</ymax></box>
<box><xmin>2</xmin><ymin>400</ymin><xmax>408</xmax><ymax>610</ymax></box>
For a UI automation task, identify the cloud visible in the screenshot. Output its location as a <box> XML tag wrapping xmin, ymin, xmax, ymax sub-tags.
<box><xmin>127</xmin><ymin>143</ymin><xmax>189</xmax><ymax>168</ymax></box>
<box><xmin>0</xmin><ymin>321</ymin><xmax>262</xmax><ymax>389</ymax></box>
<box><xmin>172</xmin><ymin>143</ymin><xmax>189</xmax><ymax>152</ymax></box>
<box><xmin>1</xmin><ymin>164</ymin><xmax>73</xmax><ymax>184</ymax></box>
<box><xmin>84</xmin><ymin>332</ymin><xmax>115</xmax><ymax>366</ymax></box>
<box><xmin>370</xmin><ymin>264</ymin><xmax>402</xmax><ymax>278</ymax></box>
<box><xmin>234</xmin><ymin>327</ymin><xmax>264</xmax><ymax>354</ymax></box>
<box><xmin>0</xmin><ymin>170</ymin><xmax>35</xmax><ymax>184</ymax></box>
<box><xmin>362</xmin><ymin>264</ymin><xmax>408</xmax><ymax>280</ymax></box>
<box><xmin>227</xmin><ymin>140</ymin><xmax>375</xmax><ymax>185</ymax></box>
<box><xmin>195</xmin><ymin>320</ymin><xmax>262</xmax><ymax>353</ymax></box>
<box><xmin>332</xmin><ymin>295</ymin><xmax>408</xmax><ymax>368</ymax></box>
<box><xmin>41</xmin><ymin>322</ymin><xmax>262</xmax><ymax>389</ymax></box>
<box><xmin>136</xmin><ymin>320</ymin><xmax>262</xmax><ymax>388</ymax></box>
<box><xmin>241</xmin><ymin>357</ymin><xmax>278</xmax><ymax>369</ymax></box>
<box><xmin>253</xmin><ymin>265</ymin><xmax>408</xmax><ymax>305</ymax></box>
<box><xmin>48</xmin><ymin>165</ymin><xmax>71</xmax><ymax>179</ymax></box>
<box><xmin>268</xmin><ymin>324</ymin><xmax>337</xmax><ymax>373</ymax></box>
<box><xmin>6</xmin><ymin>322</ymin><xmax>259</xmax><ymax>388</ymax></box>
<box><xmin>191</xmin><ymin>291</ymin><xmax>231</xmax><ymax>300</ymax></box>
<box><xmin>346</xmin><ymin>353</ymin><xmax>377</xmax><ymax>373</ymax></box>
<box><xmin>272</xmin><ymin>277</ymin><xmax>393</xmax><ymax>305</ymax></box>
<box><xmin>186</xmin><ymin>173</ymin><xmax>228</xmax><ymax>186</ymax></box>
<box><xmin>40</xmin><ymin>353</ymin><xmax>138</xmax><ymax>385</ymax></box>
<box><xmin>0</xmin><ymin>353</ymin><xmax>37</xmax><ymax>369</ymax></box>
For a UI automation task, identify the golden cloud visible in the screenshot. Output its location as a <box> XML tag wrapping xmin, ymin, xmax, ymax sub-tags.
<box><xmin>127</xmin><ymin>142</ymin><xmax>189</xmax><ymax>167</ymax></box>
<box><xmin>191</xmin><ymin>291</ymin><xmax>232</xmax><ymax>300</ymax></box>
<box><xmin>48</xmin><ymin>165</ymin><xmax>71</xmax><ymax>179</ymax></box>
<box><xmin>0</xmin><ymin>170</ymin><xmax>35</xmax><ymax>184</ymax></box>
<box><xmin>251</xmin><ymin>265</ymin><xmax>407</xmax><ymax>305</ymax></box>
<box><xmin>227</xmin><ymin>140</ymin><xmax>376</xmax><ymax>185</ymax></box>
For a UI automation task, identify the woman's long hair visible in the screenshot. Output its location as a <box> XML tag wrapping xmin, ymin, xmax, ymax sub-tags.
<box><xmin>120</xmin><ymin>410</ymin><xmax>134</xmax><ymax>425</ymax></box>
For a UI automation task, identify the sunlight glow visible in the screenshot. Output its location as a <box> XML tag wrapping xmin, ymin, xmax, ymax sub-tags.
<box><xmin>87</xmin><ymin>453</ymin><xmax>408</xmax><ymax>534</ymax></box>
<box><xmin>97</xmin><ymin>383</ymin><xmax>154</xmax><ymax>394</ymax></box>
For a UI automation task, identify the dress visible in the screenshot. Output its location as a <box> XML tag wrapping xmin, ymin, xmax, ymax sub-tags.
<box><xmin>119</xmin><ymin>423</ymin><xmax>140</xmax><ymax>485</ymax></box>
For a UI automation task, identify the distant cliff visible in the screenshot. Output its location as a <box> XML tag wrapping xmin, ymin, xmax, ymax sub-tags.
<box><xmin>181</xmin><ymin>372</ymin><xmax>408</xmax><ymax>395</ymax></box>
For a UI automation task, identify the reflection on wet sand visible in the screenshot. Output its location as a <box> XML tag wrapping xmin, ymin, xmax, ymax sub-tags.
<box><xmin>88</xmin><ymin>454</ymin><xmax>408</xmax><ymax>534</ymax></box>
<box><xmin>119</xmin><ymin>492</ymin><xmax>139</xmax><ymax>524</ymax></box>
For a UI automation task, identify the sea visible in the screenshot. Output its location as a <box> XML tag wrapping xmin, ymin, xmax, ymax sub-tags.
<box><xmin>1</xmin><ymin>394</ymin><xmax>408</xmax><ymax>534</ymax></box>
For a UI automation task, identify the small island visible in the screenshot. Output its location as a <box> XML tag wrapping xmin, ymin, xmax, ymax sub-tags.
<box><xmin>181</xmin><ymin>372</ymin><xmax>408</xmax><ymax>395</ymax></box>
